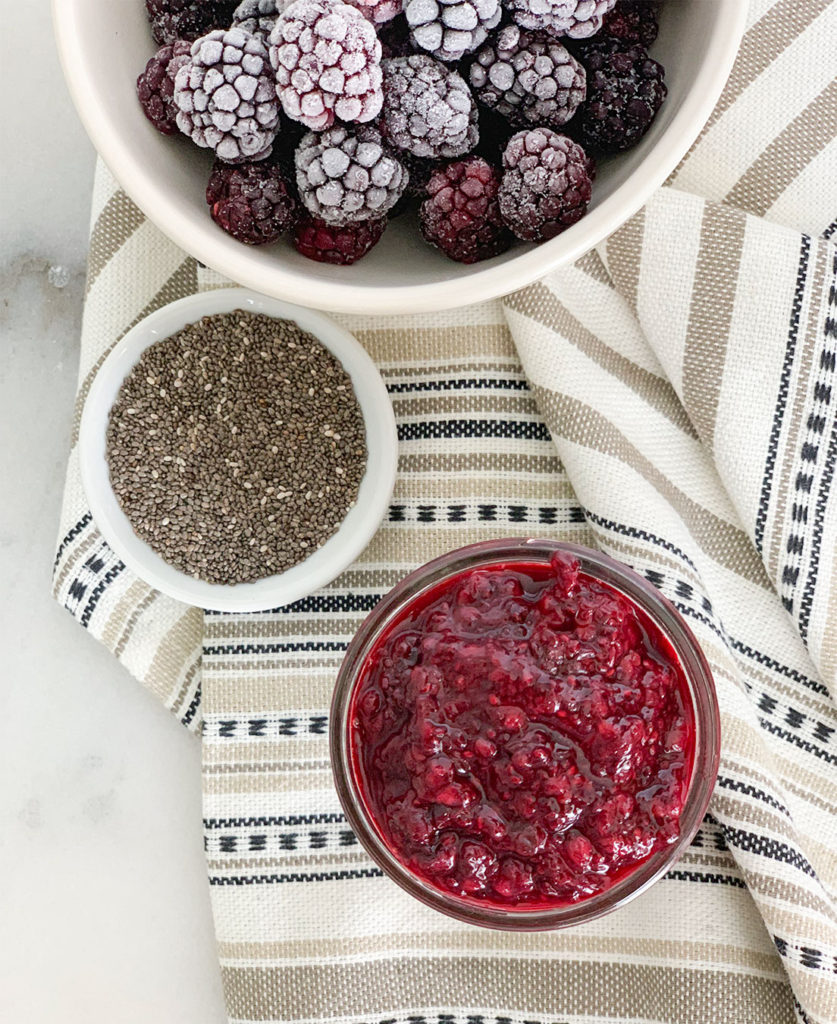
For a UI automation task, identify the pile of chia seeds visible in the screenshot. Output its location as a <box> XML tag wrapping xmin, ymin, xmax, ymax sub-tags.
<box><xmin>106</xmin><ymin>309</ymin><xmax>367</xmax><ymax>585</ymax></box>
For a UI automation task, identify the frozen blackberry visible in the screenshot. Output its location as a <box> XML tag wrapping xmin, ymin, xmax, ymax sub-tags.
<box><xmin>498</xmin><ymin>128</ymin><xmax>592</xmax><ymax>240</ymax></box>
<box><xmin>575</xmin><ymin>38</ymin><xmax>666</xmax><ymax>152</ymax></box>
<box><xmin>206</xmin><ymin>159</ymin><xmax>297</xmax><ymax>243</ymax></box>
<box><xmin>269</xmin><ymin>0</ymin><xmax>384</xmax><ymax>130</ymax></box>
<box><xmin>294</xmin><ymin>215</ymin><xmax>386</xmax><ymax>263</ymax></box>
<box><xmin>145</xmin><ymin>1</ymin><xmax>238</xmax><ymax>46</ymax></box>
<box><xmin>469</xmin><ymin>25</ymin><xmax>585</xmax><ymax>130</ymax></box>
<box><xmin>347</xmin><ymin>0</ymin><xmax>403</xmax><ymax>25</ymax></box>
<box><xmin>599</xmin><ymin>0</ymin><xmax>659</xmax><ymax>47</ymax></box>
<box><xmin>174</xmin><ymin>28</ymin><xmax>280</xmax><ymax>161</ymax></box>
<box><xmin>420</xmin><ymin>157</ymin><xmax>512</xmax><ymax>263</ymax></box>
<box><xmin>231</xmin><ymin>0</ymin><xmax>285</xmax><ymax>40</ymax></box>
<box><xmin>507</xmin><ymin>0</ymin><xmax>617</xmax><ymax>39</ymax></box>
<box><xmin>295</xmin><ymin>125</ymin><xmax>409</xmax><ymax>225</ymax></box>
<box><xmin>405</xmin><ymin>0</ymin><xmax>501</xmax><ymax>63</ymax></box>
<box><xmin>380</xmin><ymin>55</ymin><xmax>478</xmax><ymax>158</ymax></box>
<box><xmin>137</xmin><ymin>39</ymin><xmax>193</xmax><ymax>135</ymax></box>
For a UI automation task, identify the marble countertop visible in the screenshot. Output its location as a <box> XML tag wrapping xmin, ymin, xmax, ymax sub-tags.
<box><xmin>0</xmin><ymin>3</ymin><xmax>227</xmax><ymax>1020</ymax></box>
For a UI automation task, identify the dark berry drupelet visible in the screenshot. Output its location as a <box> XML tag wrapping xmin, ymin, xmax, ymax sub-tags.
<box><xmin>294</xmin><ymin>216</ymin><xmax>387</xmax><ymax>264</ymax></box>
<box><xmin>575</xmin><ymin>38</ymin><xmax>666</xmax><ymax>153</ymax></box>
<box><xmin>599</xmin><ymin>1</ymin><xmax>659</xmax><ymax>48</ymax></box>
<box><xmin>137</xmin><ymin>39</ymin><xmax>192</xmax><ymax>135</ymax></box>
<box><xmin>206</xmin><ymin>160</ymin><xmax>297</xmax><ymax>244</ymax></box>
<box><xmin>145</xmin><ymin>0</ymin><xmax>238</xmax><ymax>46</ymax></box>
<box><xmin>420</xmin><ymin>157</ymin><xmax>512</xmax><ymax>263</ymax></box>
<box><xmin>499</xmin><ymin>128</ymin><xmax>592</xmax><ymax>241</ymax></box>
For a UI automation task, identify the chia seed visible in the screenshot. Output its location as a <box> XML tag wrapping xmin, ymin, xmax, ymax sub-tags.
<box><xmin>105</xmin><ymin>309</ymin><xmax>368</xmax><ymax>586</ymax></box>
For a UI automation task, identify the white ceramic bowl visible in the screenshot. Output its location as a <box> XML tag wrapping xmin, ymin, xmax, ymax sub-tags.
<box><xmin>78</xmin><ymin>289</ymin><xmax>398</xmax><ymax>612</ymax></box>
<box><xmin>54</xmin><ymin>1</ymin><xmax>745</xmax><ymax>314</ymax></box>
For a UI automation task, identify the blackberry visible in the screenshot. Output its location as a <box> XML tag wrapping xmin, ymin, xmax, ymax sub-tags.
<box><xmin>599</xmin><ymin>0</ymin><xmax>659</xmax><ymax>47</ymax></box>
<box><xmin>137</xmin><ymin>39</ymin><xmax>193</xmax><ymax>135</ymax></box>
<box><xmin>507</xmin><ymin>0</ymin><xmax>617</xmax><ymax>39</ymax></box>
<box><xmin>469</xmin><ymin>25</ymin><xmax>586</xmax><ymax>130</ymax></box>
<box><xmin>575</xmin><ymin>38</ymin><xmax>666</xmax><ymax>152</ymax></box>
<box><xmin>405</xmin><ymin>0</ymin><xmax>501</xmax><ymax>63</ymax></box>
<box><xmin>294</xmin><ymin>216</ymin><xmax>386</xmax><ymax>263</ymax></box>
<box><xmin>295</xmin><ymin>125</ymin><xmax>408</xmax><ymax>225</ymax></box>
<box><xmin>498</xmin><ymin>128</ymin><xmax>592</xmax><ymax>241</ymax></box>
<box><xmin>347</xmin><ymin>0</ymin><xmax>403</xmax><ymax>24</ymax></box>
<box><xmin>269</xmin><ymin>0</ymin><xmax>384</xmax><ymax>130</ymax></box>
<box><xmin>231</xmin><ymin>0</ymin><xmax>285</xmax><ymax>41</ymax></box>
<box><xmin>206</xmin><ymin>159</ymin><xmax>297</xmax><ymax>243</ymax></box>
<box><xmin>380</xmin><ymin>55</ymin><xmax>478</xmax><ymax>158</ymax></box>
<box><xmin>420</xmin><ymin>157</ymin><xmax>512</xmax><ymax>263</ymax></box>
<box><xmin>173</xmin><ymin>28</ymin><xmax>280</xmax><ymax>161</ymax></box>
<box><xmin>145</xmin><ymin>0</ymin><xmax>238</xmax><ymax>46</ymax></box>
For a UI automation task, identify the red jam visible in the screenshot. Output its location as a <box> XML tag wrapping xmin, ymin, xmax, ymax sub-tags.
<box><xmin>349</xmin><ymin>553</ymin><xmax>695</xmax><ymax>909</ymax></box>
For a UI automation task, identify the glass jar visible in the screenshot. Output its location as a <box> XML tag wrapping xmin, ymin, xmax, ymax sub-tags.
<box><xmin>330</xmin><ymin>538</ymin><xmax>721</xmax><ymax>930</ymax></box>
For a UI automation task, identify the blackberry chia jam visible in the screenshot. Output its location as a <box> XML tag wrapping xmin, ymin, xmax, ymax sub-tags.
<box><xmin>331</xmin><ymin>540</ymin><xmax>720</xmax><ymax>928</ymax></box>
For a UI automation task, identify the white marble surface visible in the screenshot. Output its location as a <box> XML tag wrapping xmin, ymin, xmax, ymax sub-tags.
<box><xmin>0</xmin><ymin>3</ymin><xmax>227</xmax><ymax>1021</ymax></box>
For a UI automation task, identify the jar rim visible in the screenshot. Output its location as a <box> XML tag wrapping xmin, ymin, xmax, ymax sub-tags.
<box><xmin>329</xmin><ymin>538</ymin><xmax>721</xmax><ymax>930</ymax></box>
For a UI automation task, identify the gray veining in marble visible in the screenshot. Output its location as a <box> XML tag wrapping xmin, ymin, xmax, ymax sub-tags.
<box><xmin>0</xmin><ymin>2</ymin><xmax>227</xmax><ymax>1020</ymax></box>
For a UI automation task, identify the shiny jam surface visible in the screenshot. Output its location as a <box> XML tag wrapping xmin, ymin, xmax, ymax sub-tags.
<box><xmin>349</xmin><ymin>553</ymin><xmax>695</xmax><ymax>909</ymax></box>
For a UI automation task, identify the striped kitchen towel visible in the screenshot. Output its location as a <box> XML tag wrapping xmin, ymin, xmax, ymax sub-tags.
<box><xmin>53</xmin><ymin>1</ymin><xmax>837</xmax><ymax>1023</ymax></box>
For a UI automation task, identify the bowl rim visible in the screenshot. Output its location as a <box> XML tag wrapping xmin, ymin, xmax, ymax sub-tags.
<box><xmin>330</xmin><ymin>538</ymin><xmax>721</xmax><ymax>929</ymax></box>
<box><xmin>52</xmin><ymin>0</ymin><xmax>747</xmax><ymax>315</ymax></box>
<box><xmin>78</xmin><ymin>287</ymin><xmax>398</xmax><ymax>612</ymax></box>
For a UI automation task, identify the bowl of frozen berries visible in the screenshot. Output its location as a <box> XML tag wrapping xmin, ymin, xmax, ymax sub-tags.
<box><xmin>54</xmin><ymin>0</ymin><xmax>745</xmax><ymax>314</ymax></box>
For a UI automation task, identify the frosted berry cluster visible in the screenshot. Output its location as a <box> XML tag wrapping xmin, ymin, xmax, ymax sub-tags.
<box><xmin>499</xmin><ymin>128</ymin><xmax>592</xmax><ymax>241</ymax></box>
<box><xmin>269</xmin><ymin>0</ymin><xmax>383</xmax><ymax>130</ymax></box>
<box><xmin>469</xmin><ymin>25</ymin><xmax>585</xmax><ymax>130</ymax></box>
<box><xmin>405</xmin><ymin>0</ymin><xmax>502</xmax><ymax>64</ymax></box>
<box><xmin>507</xmin><ymin>0</ymin><xmax>617</xmax><ymax>39</ymax></box>
<box><xmin>138</xmin><ymin>0</ymin><xmax>667</xmax><ymax>265</ymax></box>
<box><xmin>296</xmin><ymin>124</ymin><xmax>408</xmax><ymax>223</ymax></box>
<box><xmin>146</xmin><ymin>0</ymin><xmax>238</xmax><ymax>46</ymax></box>
<box><xmin>173</xmin><ymin>28</ymin><xmax>280</xmax><ymax>161</ymax></box>
<box><xmin>137</xmin><ymin>39</ymin><xmax>193</xmax><ymax>134</ymax></box>
<box><xmin>231</xmin><ymin>0</ymin><xmax>285</xmax><ymax>41</ymax></box>
<box><xmin>381</xmin><ymin>55</ymin><xmax>478</xmax><ymax>159</ymax></box>
<box><xmin>420</xmin><ymin>157</ymin><xmax>512</xmax><ymax>263</ymax></box>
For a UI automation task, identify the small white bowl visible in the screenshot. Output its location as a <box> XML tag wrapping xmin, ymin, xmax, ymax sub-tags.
<box><xmin>79</xmin><ymin>288</ymin><xmax>398</xmax><ymax>612</ymax></box>
<box><xmin>53</xmin><ymin>0</ymin><xmax>746</xmax><ymax>314</ymax></box>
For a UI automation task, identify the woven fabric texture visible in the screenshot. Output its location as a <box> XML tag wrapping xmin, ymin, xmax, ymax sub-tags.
<box><xmin>53</xmin><ymin>1</ymin><xmax>837</xmax><ymax>1022</ymax></box>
